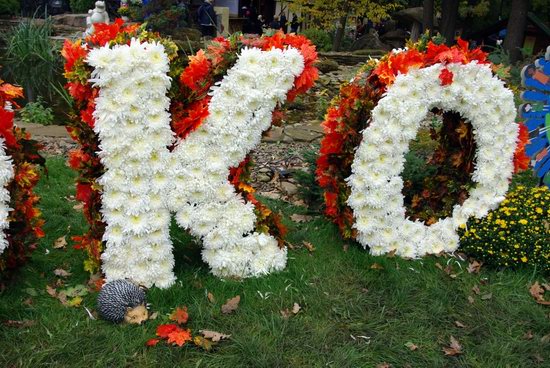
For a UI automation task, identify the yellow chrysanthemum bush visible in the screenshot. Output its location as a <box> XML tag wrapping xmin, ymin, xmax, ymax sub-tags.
<box><xmin>458</xmin><ymin>186</ymin><xmax>550</xmax><ymax>274</ymax></box>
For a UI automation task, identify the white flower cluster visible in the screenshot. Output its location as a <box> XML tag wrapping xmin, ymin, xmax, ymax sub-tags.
<box><xmin>347</xmin><ymin>62</ymin><xmax>518</xmax><ymax>258</ymax></box>
<box><xmin>88</xmin><ymin>40</ymin><xmax>176</xmax><ymax>288</ymax></box>
<box><xmin>87</xmin><ymin>41</ymin><xmax>305</xmax><ymax>286</ymax></box>
<box><xmin>0</xmin><ymin>138</ymin><xmax>13</xmax><ymax>254</ymax></box>
<box><xmin>169</xmin><ymin>47</ymin><xmax>305</xmax><ymax>278</ymax></box>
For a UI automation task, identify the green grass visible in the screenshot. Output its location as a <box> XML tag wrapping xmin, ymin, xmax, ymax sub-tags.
<box><xmin>0</xmin><ymin>157</ymin><xmax>549</xmax><ymax>367</ymax></box>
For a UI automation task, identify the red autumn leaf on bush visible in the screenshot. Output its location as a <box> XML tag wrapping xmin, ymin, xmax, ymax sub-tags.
<box><xmin>156</xmin><ymin>323</ymin><xmax>179</xmax><ymax>338</ymax></box>
<box><xmin>180</xmin><ymin>50</ymin><xmax>211</xmax><ymax>92</ymax></box>
<box><xmin>75</xmin><ymin>183</ymin><xmax>92</xmax><ymax>204</ymax></box>
<box><xmin>169</xmin><ymin>307</ymin><xmax>189</xmax><ymax>325</ymax></box>
<box><xmin>61</xmin><ymin>39</ymin><xmax>88</xmax><ymax>73</ymax></box>
<box><xmin>167</xmin><ymin>328</ymin><xmax>192</xmax><ymax>347</ymax></box>
<box><xmin>146</xmin><ymin>338</ymin><xmax>160</xmax><ymax>346</ymax></box>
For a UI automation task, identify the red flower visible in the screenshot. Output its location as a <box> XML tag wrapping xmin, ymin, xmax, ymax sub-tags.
<box><xmin>180</xmin><ymin>50</ymin><xmax>211</xmax><ymax>92</ymax></box>
<box><xmin>439</xmin><ymin>68</ymin><xmax>454</xmax><ymax>86</ymax></box>
<box><xmin>513</xmin><ymin>122</ymin><xmax>530</xmax><ymax>173</ymax></box>
<box><xmin>61</xmin><ymin>39</ymin><xmax>88</xmax><ymax>73</ymax></box>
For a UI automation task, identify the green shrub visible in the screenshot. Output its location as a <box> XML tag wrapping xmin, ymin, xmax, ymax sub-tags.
<box><xmin>20</xmin><ymin>97</ymin><xmax>54</xmax><ymax>125</ymax></box>
<box><xmin>2</xmin><ymin>18</ymin><xmax>61</xmax><ymax>103</ymax></box>
<box><xmin>459</xmin><ymin>186</ymin><xmax>550</xmax><ymax>274</ymax></box>
<box><xmin>0</xmin><ymin>0</ymin><xmax>20</xmax><ymax>16</ymax></box>
<box><xmin>293</xmin><ymin>147</ymin><xmax>324</xmax><ymax>212</ymax></box>
<box><xmin>70</xmin><ymin>0</ymin><xmax>95</xmax><ymax>13</ymax></box>
<box><xmin>301</xmin><ymin>28</ymin><xmax>332</xmax><ymax>52</ymax></box>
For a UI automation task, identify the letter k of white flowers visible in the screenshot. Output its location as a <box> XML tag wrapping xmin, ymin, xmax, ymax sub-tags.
<box><xmin>87</xmin><ymin>39</ymin><xmax>305</xmax><ymax>288</ymax></box>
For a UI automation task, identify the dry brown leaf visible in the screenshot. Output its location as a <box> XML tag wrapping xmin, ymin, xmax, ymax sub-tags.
<box><xmin>541</xmin><ymin>334</ymin><xmax>550</xmax><ymax>343</ymax></box>
<box><xmin>376</xmin><ymin>363</ymin><xmax>392</xmax><ymax>368</ymax></box>
<box><xmin>292</xmin><ymin>303</ymin><xmax>301</xmax><ymax>314</ymax></box>
<box><xmin>472</xmin><ymin>285</ymin><xmax>481</xmax><ymax>295</ymax></box>
<box><xmin>468</xmin><ymin>296</ymin><xmax>475</xmax><ymax>304</ymax></box>
<box><xmin>3</xmin><ymin>319</ymin><xmax>36</xmax><ymax>328</ymax></box>
<box><xmin>442</xmin><ymin>336</ymin><xmax>463</xmax><ymax>356</ymax></box>
<box><xmin>370</xmin><ymin>263</ymin><xmax>384</xmax><ymax>270</ymax></box>
<box><xmin>199</xmin><ymin>329</ymin><xmax>231</xmax><ymax>342</ymax></box>
<box><xmin>467</xmin><ymin>260</ymin><xmax>482</xmax><ymax>274</ymax></box>
<box><xmin>529</xmin><ymin>282</ymin><xmax>550</xmax><ymax>305</ymax></box>
<box><xmin>53</xmin><ymin>268</ymin><xmax>72</xmax><ymax>278</ymax></box>
<box><xmin>455</xmin><ymin>321</ymin><xmax>466</xmax><ymax>328</ymax></box>
<box><xmin>523</xmin><ymin>330</ymin><xmax>534</xmax><ymax>340</ymax></box>
<box><xmin>386</xmin><ymin>249</ymin><xmax>397</xmax><ymax>258</ymax></box>
<box><xmin>342</xmin><ymin>244</ymin><xmax>349</xmax><ymax>252</ymax></box>
<box><xmin>302</xmin><ymin>241</ymin><xmax>315</xmax><ymax>253</ymax></box>
<box><xmin>435</xmin><ymin>262</ymin><xmax>444</xmax><ymax>270</ymax></box>
<box><xmin>22</xmin><ymin>298</ymin><xmax>33</xmax><ymax>306</ymax></box>
<box><xmin>53</xmin><ymin>236</ymin><xmax>67</xmax><ymax>249</ymax></box>
<box><xmin>221</xmin><ymin>295</ymin><xmax>240</xmax><ymax>314</ymax></box>
<box><xmin>481</xmin><ymin>293</ymin><xmax>492</xmax><ymax>300</ymax></box>
<box><xmin>73</xmin><ymin>203</ymin><xmax>84</xmax><ymax>211</ymax></box>
<box><xmin>148</xmin><ymin>312</ymin><xmax>158</xmax><ymax>320</ymax></box>
<box><xmin>207</xmin><ymin>292</ymin><xmax>215</xmax><ymax>303</ymax></box>
<box><xmin>46</xmin><ymin>285</ymin><xmax>57</xmax><ymax>297</ymax></box>
<box><xmin>290</xmin><ymin>214</ymin><xmax>314</xmax><ymax>223</ymax></box>
<box><xmin>405</xmin><ymin>341</ymin><xmax>418</xmax><ymax>351</ymax></box>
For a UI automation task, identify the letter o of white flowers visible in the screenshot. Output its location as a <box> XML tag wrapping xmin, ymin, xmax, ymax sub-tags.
<box><xmin>87</xmin><ymin>40</ymin><xmax>305</xmax><ymax>287</ymax></box>
<box><xmin>346</xmin><ymin>62</ymin><xmax>518</xmax><ymax>258</ymax></box>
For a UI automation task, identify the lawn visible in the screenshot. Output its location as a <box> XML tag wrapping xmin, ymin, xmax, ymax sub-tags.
<box><xmin>0</xmin><ymin>157</ymin><xmax>549</xmax><ymax>367</ymax></box>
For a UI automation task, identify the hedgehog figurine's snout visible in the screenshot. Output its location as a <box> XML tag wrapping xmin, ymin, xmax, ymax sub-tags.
<box><xmin>97</xmin><ymin>279</ymin><xmax>148</xmax><ymax>324</ymax></box>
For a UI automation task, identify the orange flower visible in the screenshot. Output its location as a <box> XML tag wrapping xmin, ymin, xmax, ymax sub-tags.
<box><xmin>180</xmin><ymin>50</ymin><xmax>211</xmax><ymax>92</ymax></box>
<box><xmin>439</xmin><ymin>68</ymin><xmax>454</xmax><ymax>86</ymax></box>
<box><xmin>61</xmin><ymin>39</ymin><xmax>88</xmax><ymax>73</ymax></box>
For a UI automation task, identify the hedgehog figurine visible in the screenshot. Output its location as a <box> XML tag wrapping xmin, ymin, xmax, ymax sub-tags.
<box><xmin>97</xmin><ymin>279</ymin><xmax>149</xmax><ymax>324</ymax></box>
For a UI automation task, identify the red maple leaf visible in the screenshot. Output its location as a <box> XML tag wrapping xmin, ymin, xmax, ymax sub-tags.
<box><xmin>169</xmin><ymin>307</ymin><xmax>189</xmax><ymax>325</ymax></box>
<box><xmin>167</xmin><ymin>328</ymin><xmax>192</xmax><ymax>347</ymax></box>
<box><xmin>156</xmin><ymin>323</ymin><xmax>179</xmax><ymax>339</ymax></box>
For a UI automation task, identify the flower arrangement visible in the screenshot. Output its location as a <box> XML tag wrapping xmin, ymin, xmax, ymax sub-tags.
<box><xmin>0</xmin><ymin>79</ymin><xmax>45</xmax><ymax>275</ymax></box>
<box><xmin>62</xmin><ymin>22</ymin><xmax>318</xmax><ymax>287</ymax></box>
<box><xmin>317</xmin><ymin>37</ymin><xmax>524</xmax><ymax>257</ymax></box>
<box><xmin>459</xmin><ymin>186</ymin><xmax>549</xmax><ymax>273</ymax></box>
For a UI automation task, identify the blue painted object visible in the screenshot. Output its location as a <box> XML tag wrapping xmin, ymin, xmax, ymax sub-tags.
<box><xmin>520</xmin><ymin>46</ymin><xmax>550</xmax><ymax>187</ymax></box>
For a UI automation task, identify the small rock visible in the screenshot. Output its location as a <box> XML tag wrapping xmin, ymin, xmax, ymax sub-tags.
<box><xmin>257</xmin><ymin>174</ymin><xmax>271</xmax><ymax>182</ymax></box>
<box><xmin>263</xmin><ymin>126</ymin><xmax>285</xmax><ymax>143</ymax></box>
<box><xmin>281</xmin><ymin>182</ymin><xmax>299</xmax><ymax>196</ymax></box>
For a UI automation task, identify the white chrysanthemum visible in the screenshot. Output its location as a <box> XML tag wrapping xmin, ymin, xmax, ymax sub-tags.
<box><xmin>0</xmin><ymin>139</ymin><xmax>13</xmax><ymax>254</ymax></box>
<box><xmin>347</xmin><ymin>62</ymin><xmax>517</xmax><ymax>258</ymax></box>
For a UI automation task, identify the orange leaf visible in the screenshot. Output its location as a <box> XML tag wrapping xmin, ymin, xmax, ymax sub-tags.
<box><xmin>167</xmin><ymin>328</ymin><xmax>192</xmax><ymax>347</ymax></box>
<box><xmin>156</xmin><ymin>324</ymin><xmax>178</xmax><ymax>338</ymax></box>
<box><xmin>145</xmin><ymin>338</ymin><xmax>160</xmax><ymax>347</ymax></box>
<box><xmin>169</xmin><ymin>307</ymin><xmax>189</xmax><ymax>325</ymax></box>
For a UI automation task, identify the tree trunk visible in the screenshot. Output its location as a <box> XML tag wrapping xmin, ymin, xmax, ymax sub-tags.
<box><xmin>441</xmin><ymin>0</ymin><xmax>460</xmax><ymax>45</ymax></box>
<box><xmin>423</xmin><ymin>0</ymin><xmax>434</xmax><ymax>35</ymax></box>
<box><xmin>332</xmin><ymin>14</ymin><xmax>348</xmax><ymax>51</ymax></box>
<box><xmin>503</xmin><ymin>0</ymin><xmax>529</xmax><ymax>63</ymax></box>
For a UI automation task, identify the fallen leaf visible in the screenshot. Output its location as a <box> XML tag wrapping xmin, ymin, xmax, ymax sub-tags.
<box><xmin>207</xmin><ymin>292</ymin><xmax>215</xmax><ymax>303</ymax></box>
<box><xmin>24</xmin><ymin>288</ymin><xmax>37</xmax><ymax>296</ymax></box>
<box><xmin>64</xmin><ymin>285</ymin><xmax>88</xmax><ymax>298</ymax></box>
<box><xmin>3</xmin><ymin>319</ymin><xmax>36</xmax><ymax>328</ymax></box>
<box><xmin>376</xmin><ymin>363</ymin><xmax>392</xmax><ymax>368</ymax></box>
<box><xmin>145</xmin><ymin>338</ymin><xmax>160</xmax><ymax>347</ymax></box>
<box><xmin>481</xmin><ymin>293</ymin><xmax>492</xmax><ymax>300</ymax></box>
<box><xmin>541</xmin><ymin>334</ymin><xmax>550</xmax><ymax>343</ymax></box>
<box><xmin>370</xmin><ymin>263</ymin><xmax>384</xmax><ymax>270</ymax></box>
<box><xmin>148</xmin><ymin>312</ymin><xmax>158</xmax><ymax>320</ymax></box>
<box><xmin>53</xmin><ymin>268</ymin><xmax>72</xmax><ymax>278</ymax></box>
<box><xmin>405</xmin><ymin>341</ymin><xmax>418</xmax><ymax>351</ymax></box>
<box><xmin>53</xmin><ymin>236</ymin><xmax>67</xmax><ymax>249</ymax></box>
<box><xmin>221</xmin><ymin>295</ymin><xmax>240</xmax><ymax>314</ymax></box>
<box><xmin>167</xmin><ymin>328</ymin><xmax>192</xmax><ymax>347</ymax></box>
<box><xmin>290</xmin><ymin>214</ymin><xmax>313</xmax><ymax>223</ymax></box>
<box><xmin>57</xmin><ymin>291</ymin><xmax>68</xmax><ymax>306</ymax></box>
<box><xmin>386</xmin><ymin>249</ymin><xmax>397</xmax><ymax>258</ymax></box>
<box><xmin>529</xmin><ymin>282</ymin><xmax>550</xmax><ymax>305</ymax></box>
<box><xmin>292</xmin><ymin>302</ymin><xmax>301</xmax><ymax>314</ymax></box>
<box><xmin>22</xmin><ymin>298</ymin><xmax>33</xmax><ymax>306</ymax></box>
<box><xmin>67</xmin><ymin>296</ymin><xmax>83</xmax><ymax>307</ymax></box>
<box><xmin>156</xmin><ymin>324</ymin><xmax>178</xmax><ymax>338</ymax></box>
<box><xmin>199</xmin><ymin>329</ymin><xmax>231</xmax><ymax>342</ymax></box>
<box><xmin>523</xmin><ymin>330</ymin><xmax>534</xmax><ymax>340</ymax></box>
<box><xmin>454</xmin><ymin>321</ymin><xmax>466</xmax><ymax>328</ymax></box>
<box><xmin>169</xmin><ymin>307</ymin><xmax>189</xmax><ymax>325</ymax></box>
<box><xmin>73</xmin><ymin>203</ymin><xmax>84</xmax><ymax>211</ymax></box>
<box><xmin>468</xmin><ymin>296</ymin><xmax>475</xmax><ymax>304</ymax></box>
<box><xmin>435</xmin><ymin>262</ymin><xmax>444</xmax><ymax>270</ymax></box>
<box><xmin>442</xmin><ymin>336</ymin><xmax>463</xmax><ymax>356</ymax></box>
<box><xmin>302</xmin><ymin>241</ymin><xmax>315</xmax><ymax>253</ymax></box>
<box><xmin>467</xmin><ymin>260</ymin><xmax>482</xmax><ymax>274</ymax></box>
<box><xmin>46</xmin><ymin>285</ymin><xmax>57</xmax><ymax>297</ymax></box>
<box><xmin>342</xmin><ymin>244</ymin><xmax>349</xmax><ymax>252</ymax></box>
<box><xmin>471</xmin><ymin>285</ymin><xmax>481</xmax><ymax>295</ymax></box>
<box><xmin>194</xmin><ymin>335</ymin><xmax>214</xmax><ymax>351</ymax></box>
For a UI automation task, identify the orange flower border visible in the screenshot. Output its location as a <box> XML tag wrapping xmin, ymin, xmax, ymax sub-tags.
<box><xmin>316</xmin><ymin>37</ymin><xmax>529</xmax><ymax>239</ymax></box>
<box><xmin>0</xmin><ymin>80</ymin><xmax>45</xmax><ymax>276</ymax></box>
<box><xmin>62</xmin><ymin>22</ymin><xmax>318</xmax><ymax>273</ymax></box>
